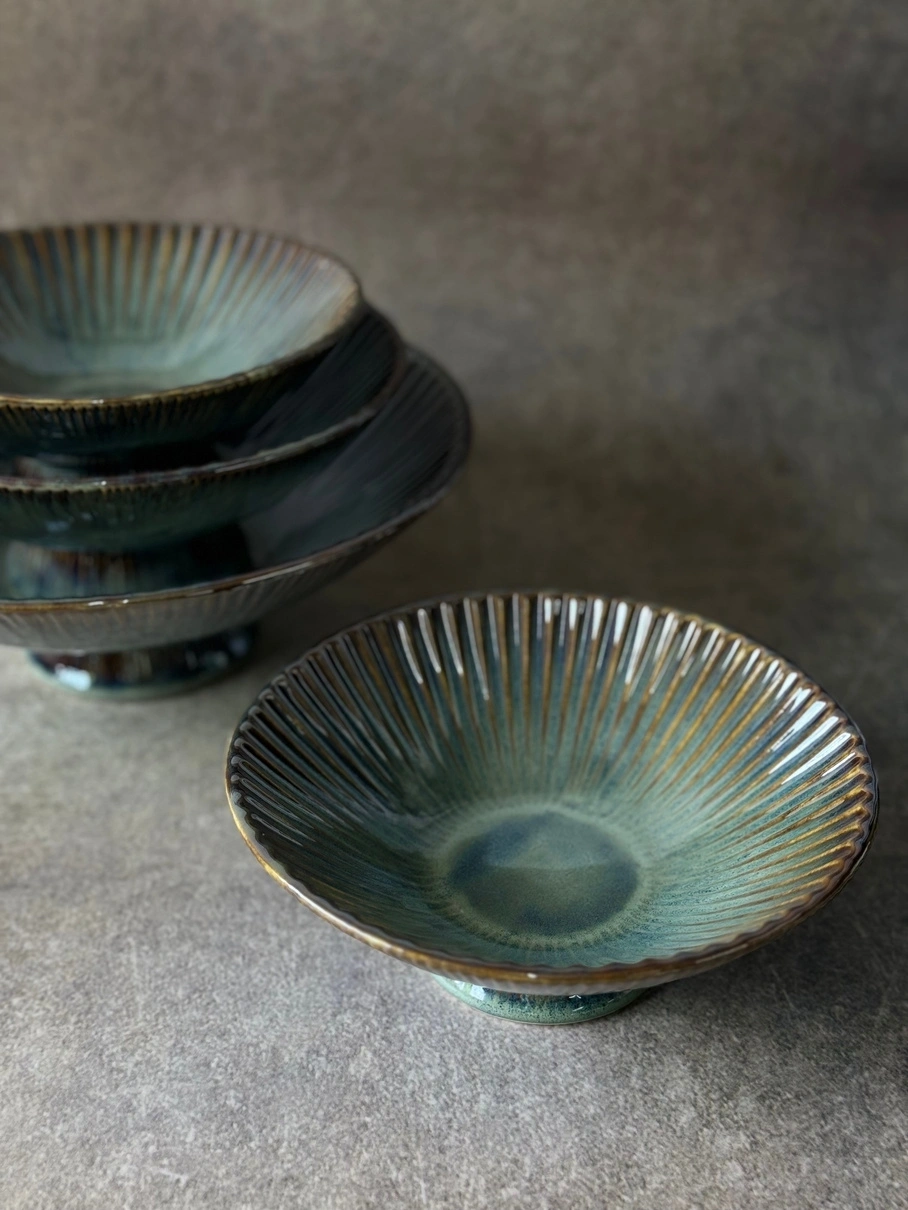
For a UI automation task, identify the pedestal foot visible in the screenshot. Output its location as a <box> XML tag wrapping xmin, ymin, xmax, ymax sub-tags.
<box><xmin>432</xmin><ymin>976</ymin><xmax>645</xmax><ymax>1024</ymax></box>
<box><xmin>29</xmin><ymin>625</ymin><xmax>257</xmax><ymax>699</ymax></box>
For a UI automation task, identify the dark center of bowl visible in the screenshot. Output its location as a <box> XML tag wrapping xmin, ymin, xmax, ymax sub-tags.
<box><xmin>435</xmin><ymin>805</ymin><xmax>641</xmax><ymax>950</ymax></box>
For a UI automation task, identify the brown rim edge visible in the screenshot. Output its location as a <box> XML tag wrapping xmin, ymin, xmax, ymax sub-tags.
<box><xmin>0</xmin><ymin>220</ymin><xmax>364</xmax><ymax>409</ymax></box>
<box><xmin>225</xmin><ymin>590</ymin><xmax>879</xmax><ymax>996</ymax></box>
<box><xmin>0</xmin><ymin>307</ymin><xmax>406</xmax><ymax>489</ymax></box>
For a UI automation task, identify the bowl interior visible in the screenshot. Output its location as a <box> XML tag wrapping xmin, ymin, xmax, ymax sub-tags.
<box><xmin>231</xmin><ymin>595</ymin><xmax>874</xmax><ymax>976</ymax></box>
<box><xmin>0</xmin><ymin>224</ymin><xmax>358</xmax><ymax>398</ymax></box>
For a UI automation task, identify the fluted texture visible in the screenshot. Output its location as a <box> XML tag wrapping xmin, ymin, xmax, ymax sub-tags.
<box><xmin>0</xmin><ymin>308</ymin><xmax>403</xmax><ymax>550</ymax></box>
<box><xmin>0</xmin><ymin>223</ymin><xmax>359</xmax><ymax>395</ymax></box>
<box><xmin>0</xmin><ymin>222</ymin><xmax>361</xmax><ymax>456</ymax></box>
<box><xmin>228</xmin><ymin>593</ymin><xmax>877</xmax><ymax>992</ymax></box>
<box><xmin>0</xmin><ymin>350</ymin><xmax>470</xmax><ymax>651</ymax></box>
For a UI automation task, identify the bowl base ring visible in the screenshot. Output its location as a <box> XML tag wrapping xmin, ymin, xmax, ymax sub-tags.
<box><xmin>28</xmin><ymin>625</ymin><xmax>257</xmax><ymax>699</ymax></box>
<box><xmin>432</xmin><ymin>976</ymin><xmax>646</xmax><ymax>1024</ymax></box>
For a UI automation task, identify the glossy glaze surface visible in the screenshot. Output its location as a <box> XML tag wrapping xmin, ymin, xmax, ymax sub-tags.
<box><xmin>2</xmin><ymin>525</ymin><xmax>252</xmax><ymax>598</ymax></box>
<box><xmin>227</xmin><ymin>592</ymin><xmax>877</xmax><ymax>1007</ymax></box>
<box><xmin>0</xmin><ymin>350</ymin><xmax>470</xmax><ymax>651</ymax></box>
<box><xmin>0</xmin><ymin>308</ymin><xmax>403</xmax><ymax>550</ymax></box>
<box><xmin>433</xmin><ymin>978</ymin><xmax>644</xmax><ymax>1024</ymax></box>
<box><xmin>0</xmin><ymin>222</ymin><xmax>361</xmax><ymax>456</ymax></box>
<box><xmin>31</xmin><ymin>625</ymin><xmax>256</xmax><ymax>699</ymax></box>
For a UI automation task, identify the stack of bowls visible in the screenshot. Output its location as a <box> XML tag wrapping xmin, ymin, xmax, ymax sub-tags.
<box><xmin>0</xmin><ymin>221</ymin><xmax>471</xmax><ymax>696</ymax></box>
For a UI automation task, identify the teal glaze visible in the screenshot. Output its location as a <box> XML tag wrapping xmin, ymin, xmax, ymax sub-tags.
<box><xmin>0</xmin><ymin>222</ymin><xmax>361</xmax><ymax>459</ymax></box>
<box><xmin>0</xmin><ymin>308</ymin><xmax>402</xmax><ymax>551</ymax></box>
<box><xmin>432</xmin><ymin>977</ymin><xmax>644</xmax><ymax>1023</ymax></box>
<box><xmin>227</xmin><ymin>592</ymin><xmax>878</xmax><ymax>1025</ymax></box>
<box><xmin>436</xmin><ymin>805</ymin><xmax>641</xmax><ymax>955</ymax></box>
<box><xmin>0</xmin><ymin>351</ymin><xmax>471</xmax><ymax>695</ymax></box>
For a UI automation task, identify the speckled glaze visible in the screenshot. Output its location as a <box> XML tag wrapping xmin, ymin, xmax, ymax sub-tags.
<box><xmin>0</xmin><ymin>222</ymin><xmax>361</xmax><ymax>458</ymax></box>
<box><xmin>0</xmin><ymin>308</ymin><xmax>403</xmax><ymax>550</ymax></box>
<box><xmin>0</xmin><ymin>351</ymin><xmax>470</xmax><ymax>694</ymax></box>
<box><xmin>226</xmin><ymin>592</ymin><xmax>878</xmax><ymax>1024</ymax></box>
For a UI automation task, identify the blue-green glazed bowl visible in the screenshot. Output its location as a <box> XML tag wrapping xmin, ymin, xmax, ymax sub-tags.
<box><xmin>0</xmin><ymin>350</ymin><xmax>470</xmax><ymax>695</ymax></box>
<box><xmin>0</xmin><ymin>307</ymin><xmax>403</xmax><ymax>551</ymax></box>
<box><xmin>227</xmin><ymin>593</ymin><xmax>878</xmax><ymax>1024</ymax></box>
<box><xmin>0</xmin><ymin>222</ymin><xmax>361</xmax><ymax>459</ymax></box>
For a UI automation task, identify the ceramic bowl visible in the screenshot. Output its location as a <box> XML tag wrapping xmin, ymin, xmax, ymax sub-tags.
<box><xmin>0</xmin><ymin>350</ymin><xmax>470</xmax><ymax>695</ymax></box>
<box><xmin>226</xmin><ymin>592</ymin><xmax>878</xmax><ymax>1025</ymax></box>
<box><xmin>0</xmin><ymin>221</ymin><xmax>361</xmax><ymax>459</ymax></box>
<box><xmin>0</xmin><ymin>307</ymin><xmax>404</xmax><ymax>551</ymax></box>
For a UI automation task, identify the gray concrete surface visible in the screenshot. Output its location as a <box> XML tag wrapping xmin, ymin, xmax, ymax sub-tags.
<box><xmin>1</xmin><ymin>1</ymin><xmax>907</xmax><ymax>1206</ymax></box>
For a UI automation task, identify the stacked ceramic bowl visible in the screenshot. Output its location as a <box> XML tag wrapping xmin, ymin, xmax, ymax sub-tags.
<box><xmin>0</xmin><ymin>222</ymin><xmax>470</xmax><ymax>696</ymax></box>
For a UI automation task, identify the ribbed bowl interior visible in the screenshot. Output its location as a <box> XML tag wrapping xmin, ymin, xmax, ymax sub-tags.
<box><xmin>229</xmin><ymin>594</ymin><xmax>876</xmax><ymax>982</ymax></box>
<box><xmin>0</xmin><ymin>223</ymin><xmax>359</xmax><ymax>398</ymax></box>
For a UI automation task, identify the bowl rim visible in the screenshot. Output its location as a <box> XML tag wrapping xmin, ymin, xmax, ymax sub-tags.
<box><xmin>0</xmin><ymin>348</ymin><xmax>472</xmax><ymax>614</ymax></box>
<box><xmin>0</xmin><ymin>219</ymin><xmax>363</xmax><ymax>408</ymax></box>
<box><xmin>225</xmin><ymin>590</ymin><xmax>879</xmax><ymax>995</ymax></box>
<box><xmin>0</xmin><ymin>306</ymin><xmax>406</xmax><ymax>491</ymax></box>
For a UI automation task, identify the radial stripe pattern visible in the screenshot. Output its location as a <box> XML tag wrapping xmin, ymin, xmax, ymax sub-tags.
<box><xmin>0</xmin><ymin>308</ymin><xmax>403</xmax><ymax>551</ymax></box>
<box><xmin>228</xmin><ymin>593</ymin><xmax>877</xmax><ymax>993</ymax></box>
<box><xmin>0</xmin><ymin>222</ymin><xmax>360</xmax><ymax>398</ymax></box>
<box><xmin>0</xmin><ymin>222</ymin><xmax>362</xmax><ymax>456</ymax></box>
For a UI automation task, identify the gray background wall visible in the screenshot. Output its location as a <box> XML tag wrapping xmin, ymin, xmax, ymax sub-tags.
<box><xmin>1</xmin><ymin>3</ymin><xmax>906</xmax><ymax>1207</ymax></box>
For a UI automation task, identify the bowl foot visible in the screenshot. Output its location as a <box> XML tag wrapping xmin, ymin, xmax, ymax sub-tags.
<box><xmin>28</xmin><ymin>625</ymin><xmax>257</xmax><ymax>699</ymax></box>
<box><xmin>432</xmin><ymin>976</ymin><xmax>645</xmax><ymax>1024</ymax></box>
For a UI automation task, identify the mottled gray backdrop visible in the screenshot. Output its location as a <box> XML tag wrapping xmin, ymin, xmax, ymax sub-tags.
<box><xmin>1</xmin><ymin>3</ymin><xmax>906</xmax><ymax>1207</ymax></box>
